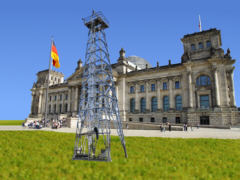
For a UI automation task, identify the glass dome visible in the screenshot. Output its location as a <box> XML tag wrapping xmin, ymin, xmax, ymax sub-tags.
<box><xmin>126</xmin><ymin>56</ymin><xmax>152</xmax><ymax>69</ymax></box>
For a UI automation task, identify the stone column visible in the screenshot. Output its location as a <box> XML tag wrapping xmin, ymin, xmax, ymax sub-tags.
<box><xmin>67</xmin><ymin>88</ymin><xmax>71</xmax><ymax>112</ymax></box>
<box><xmin>145</xmin><ymin>81</ymin><xmax>150</xmax><ymax>111</ymax></box>
<box><xmin>122</xmin><ymin>78</ymin><xmax>126</xmax><ymax>121</ymax></box>
<box><xmin>74</xmin><ymin>87</ymin><xmax>79</xmax><ymax>112</ymax></box>
<box><xmin>230</xmin><ymin>70</ymin><xmax>236</xmax><ymax>106</ymax></box>
<box><xmin>41</xmin><ymin>91</ymin><xmax>46</xmax><ymax>114</ymax></box>
<box><xmin>30</xmin><ymin>92</ymin><xmax>35</xmax><ymax>115</ymax></box>
<box><xmin>214</xmin><ymin>69</ymin><xmax>220</xmax><ymax>107</ymax></box>
<box><xmin>157</xmin><ymin>80</ymin><xmax>161</xmax><ymax>110</ymax></box>
<box><xmin>188</xmin><ymin>72</ymin><xmax>193</xmax><ymax>108</ymax></box>
<box><xmin>135</xmin><ymin>83</ymin><xmax>139</xmax><ymax>111</ymax></box>
<box><xmin>169</xmin><ymin>78</ymin><xmax>174</xmax><ymax>109</ymax></box>
<box><xmin>38</xmin><ymin>91</ymin><xmax>43</xmax><ymax>115</ymax></box>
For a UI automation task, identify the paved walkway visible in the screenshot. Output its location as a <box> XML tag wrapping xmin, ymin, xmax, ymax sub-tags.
<box><xmin>1</xmin><ymin>126</ymin><xmax>240</xmax><ymax>139</ymax></box>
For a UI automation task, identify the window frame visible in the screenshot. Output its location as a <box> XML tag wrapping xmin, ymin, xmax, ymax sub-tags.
<box><xmin>163</xmin><ymin>82</ymin><xmax>168</xmax><ymax>90</ymax></box>
<box><xmin>59</xmin><ymin>104</ymin><xmax>62</xmax><ymax>113</ymax></box>
<box><xmin>140</xmin><ymin>98</ymin><xmax>146</xmax><ymax>113</ymax></box>
<box><xmin>191</xmin><ymin>44</ymin><xmax>196</xmax><ymax>51</ymax></box>
<box><xmin>151</xmin><ymin>84</ymin><xmax>156</xmax><ymax>91</ymax></box>
<box><xmin>130</xmin><ymin>98</ymin><xmax>135</xmax><ymax>113</ymax></box>
<box><xmin>130</xmin><ymin>86</ymin><xmax>135</xmax><ymax>93</ymax></box>
<box><xmin>198</xmin><ymin>42</ymin><xmax>203</xmax><ymax>49</ymax></box>
<box><xmin>64</xmin><ymin>103</ymin><xmax>68</xmax><ymax>113</ymax></box>
<box><xmin>175</xmin><ymin>81</ymin><xmax>180</xmax><ymax>89</ymax></box>
<box><xmin>151</xmin><ymin>97</ymin><xmax>158</xmax><ymax>112</ymax></box>
<box><xmin>196</xmin><ymin>75</ymin><xmax>211</xmax><ymax>87</ymax></box>
<box><xmin>163</xmin><ymin>96</ymin><xmax>169</xmax><ymax>111</ymax></box>
<box><xmin>206</xmin><ymin>41</ymin><xmax>211</xmax><ymax>48</ymax></box>
<box><xmin>175</xmin><ymin>95</ymin><xmax>182</xmax><ymax>111</ymax></box>
<box><xmin>150</xmin><ymin>117</ymin><xmax>155</xmax><ymax>122</ymax></box>
<box><xmin>140</xmin><ymin>85</ymin><xmax>145</xmax><ymax>93</ymax></box>
<box><xmin>200</xmin><ymin>95</ymin><xmax>210</xmax><ymax>109</ymax></box>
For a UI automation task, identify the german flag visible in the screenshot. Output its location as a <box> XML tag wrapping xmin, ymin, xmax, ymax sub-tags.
<box><xmin>51</xmin><ymin>41</ymin><xmax>60</xmax><ymax>68</ymax></box>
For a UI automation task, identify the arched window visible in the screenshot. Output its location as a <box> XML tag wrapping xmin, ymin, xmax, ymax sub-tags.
<box><xmin>175</xmin><ymin>95</ymin><xmax>182</xmax><ymax>111</ymax></box>
<box><xmin>130</xmin><ymin>98</ymin><xmax>135</xmax><ymax>113</ymax></box>
<box><xmin>163</xmin><ymin>96</ymin><xmax>169</xmax><ymax>111</ymax></box>
<box><xmin>151</xmin><ymin>97</ymin><xmax>158</xmax><ymax>112</ymax></box>
<box><xmin>196</xmin><ymin>75</ymin><xmax>211</xmax><ymax>86</ymax></box>
<box><xmin>199</xmin><ymin>42</ymin><xmax>203</xmax><ymax>49</ymax></box>
<box><xmin>140</xmin><ymin>98</ymin><xmax>146</xmax><ymax>113</ymax></box>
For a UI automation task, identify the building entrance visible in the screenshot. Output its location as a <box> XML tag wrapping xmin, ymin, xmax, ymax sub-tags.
<box><xmin>200</xmin><ymin>116</ymin><xmax>209</xmax><ymax>125</ymax></box>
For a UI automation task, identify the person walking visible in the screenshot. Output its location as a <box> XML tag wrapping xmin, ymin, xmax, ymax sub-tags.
<box><xmin>160</xmin><ymin>124</ymin><xmax>163</xmax><ymax>132</ymax></box>
<box><xmin>197</xmin><ymin>123</ymin><xmax>199</xmax><ymax>129</ymax></box>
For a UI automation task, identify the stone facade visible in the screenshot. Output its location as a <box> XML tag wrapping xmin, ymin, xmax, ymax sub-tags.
<box><xmin>27</xmin><ymin>28</ymin><xmax>240</xmax><ymax>127</ymax></box>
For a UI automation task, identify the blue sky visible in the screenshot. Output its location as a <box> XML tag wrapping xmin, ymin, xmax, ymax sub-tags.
<box><xmin>0</xmin><ymin>0</ymin><xmax>239</xmax><ymax>120</ymax></box>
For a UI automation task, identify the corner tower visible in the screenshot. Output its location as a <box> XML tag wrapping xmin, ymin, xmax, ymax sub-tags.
<box><xmin>181</xmin><ymin>28</ymin><xmax>224</xmax><ymax>62</ymax></box>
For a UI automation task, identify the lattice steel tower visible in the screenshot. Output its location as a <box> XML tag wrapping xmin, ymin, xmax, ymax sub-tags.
<box><xmin>72</xmin><ymin>11</ymin><xmax>127</xmax><ymax>161</ymax></box>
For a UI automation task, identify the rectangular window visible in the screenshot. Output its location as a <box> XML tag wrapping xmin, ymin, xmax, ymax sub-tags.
<box><xmin>191</xmin><ymin>44</ymin><xmax>196</xmax><ymax>51</ymax></box>
<box><xmin>150</xmin><ymin>117</ymin><xmax>155</xmax><ymax>122</ymax></box>
<box><xmin>175</xmin><ymin>81</ymin><xmax>180</xmax><ymax>89</ymax></box>
<box><xmin>200</xmin><ymin>95</ymin><xmax>209</xmax><ymax>109</ymax></box>
<box><xmin>176</xmin><ymin>117</ymin><xmax>181</xmax><ymax>124</ymax></box>
<box><xmin>199</xmin><ymin>42</ymin><xmax>203</xmax><ymax>49</ymax></box>
<box><xmin>130</xmin><ymin>86</ymin><xmax>135</xmax><ymax>93</ymax></box>
<box><xmin>54</xmin><ymin>95</ymin><xmax>57</xmax><ymax>101</ymax></box>
<box><xmin>163</xmin><ymin>82</ymin><xmax>167</xmax><ymax>90</ymax></box>
<box><xmin>206</xmin><ymin>41</ymin><xmax>211</xmax><ymax>48</ymax></box>
<box><xmin>140</xmin><ymin>85</ymin><xmax>145</xmax><ymax>92</ymax></box>
<box><xmin>49</xmin><ymin>96</ymin><xmax>52</xmax><ymax>102</ymax></box>
<box><xmin>151</xmin><ymin>84</ymin><xmax>156</xmax><ymax>91</ymax></box>
<box><xmin>65</xmin><ymin>94</ymin><xmax>68</xmax><ymax>100</ymax></box>
<box><xmin>139</xmin><ymin>118</ymin><xmax>143</xmax><ymax>122</ymax></box>
<box><xmin>59</xmin><ymin>94</ymin><xmax>62</xmax><ymax>101</ymax></box>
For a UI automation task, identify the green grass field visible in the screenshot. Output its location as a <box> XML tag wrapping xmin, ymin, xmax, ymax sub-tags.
<box><xmin>0</xmin><ymin>120</ymin><xmax>25</xmax><ymax>126</ymax></box>
<box><xmin>0</xmin><ymin>131</ymin><xmax>239</xmax><ymax>180</ymax></box>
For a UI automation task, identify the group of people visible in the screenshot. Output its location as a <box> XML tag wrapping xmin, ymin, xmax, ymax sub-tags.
<box><xmin>159</xmin><ymin>122</ymin><xmax>172</xmax><ymax>132</ymax></box>
<box><xmin>52</xmin><ymin>119</ymin><xmax>64</xmax><ymax>129</ymax></box>
<box><xmin>159</xmin><ymin>122</ymin><xmax>199</xmax><ymax>132</ymax></box>
<box><xmin>23</xmin><ymin>120</ymin><xmax>42</xmax><ymax>129</ymax></box>
<box><xmin>23</xmin><ymin>119</ymin><xmax>66</xmax><ymax>129</ymax></box>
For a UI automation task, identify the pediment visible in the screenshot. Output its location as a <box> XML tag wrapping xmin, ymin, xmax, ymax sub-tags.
<box><xmin>67</xmin><ymin>69</ymin><xmax>83</xmax><ymax>82</ymax></box>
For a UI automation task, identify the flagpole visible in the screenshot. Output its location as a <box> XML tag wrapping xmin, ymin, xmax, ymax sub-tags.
<box><xmin>199</xmin><ymin>15</ymin><xmax>202</xmax><ymax>32</ymax></box>
<box><xmin>44</xmin><ymin>37</ymin><xmax>53</xmax><ymax>127</ymax></box>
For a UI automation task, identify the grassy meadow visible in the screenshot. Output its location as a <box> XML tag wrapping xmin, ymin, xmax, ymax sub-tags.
<box><xmin>0</xmin><ymin>120</ymin><xmax>25</xmax><ymax>126</ymax></box>
<box><xmin>0</xmin><ymin>131</ymin><xmax>239</xmax><ymax>180</ymax></box>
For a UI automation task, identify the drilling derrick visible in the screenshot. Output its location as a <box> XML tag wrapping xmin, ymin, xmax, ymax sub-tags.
<box><xmin>73</xmin><ymin>11</ymin><xmax>127</xmax><ymax>161</ymax></box>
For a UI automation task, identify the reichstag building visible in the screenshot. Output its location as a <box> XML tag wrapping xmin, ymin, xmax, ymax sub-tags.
<box><xmin>27</xmin><ymin>28</ymin><xmax>240</xmax><ymax>127</ymax></box>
